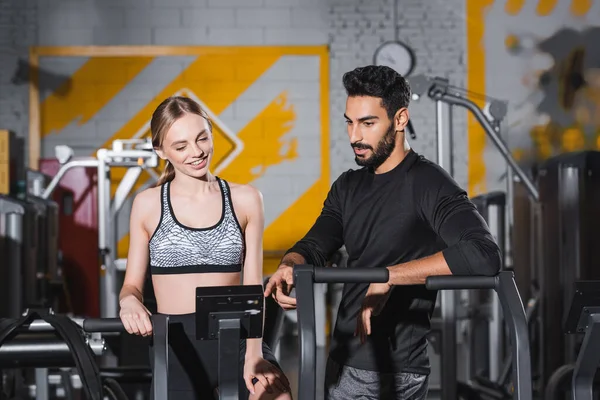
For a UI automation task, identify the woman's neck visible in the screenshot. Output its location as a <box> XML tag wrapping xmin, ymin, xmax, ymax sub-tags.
<box><xmin>171</xmin><ymin>172</ymin><xmax>217</xmax><ymax>196</ymax></box>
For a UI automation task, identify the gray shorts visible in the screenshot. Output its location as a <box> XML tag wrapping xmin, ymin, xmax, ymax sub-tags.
<box><xmin>324</xmin><ymin>357</ymin><xmax>429</xmax><ymax>400</ymax></box>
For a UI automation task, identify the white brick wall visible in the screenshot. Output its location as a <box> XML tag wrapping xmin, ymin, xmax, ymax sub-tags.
<box><xmin>396</xmin><ymin>0</ymin><xmax>468</xmax><ymax>187</ymax></box>
<box><xmin>0</xmin><ymin>0</ymin><xmax>468</xmax><ymax>186</ymax></box>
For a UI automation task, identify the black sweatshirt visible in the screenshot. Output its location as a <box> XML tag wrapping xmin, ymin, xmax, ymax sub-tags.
<box><xmin>286</xmin><ymin>149</ymin><xmax>502</xmax><ymax>374</ymax></box>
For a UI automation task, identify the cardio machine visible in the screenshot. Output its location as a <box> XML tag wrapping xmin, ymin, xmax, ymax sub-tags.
<box><xmin>136</xmin><ymin>284</ymin><xmax>267</xmax><ymax>400</ymax></box>
<box><xmin>292</xmin><ymin>266</ymin><xmax>534</xmax><ymax>400</ymax></box>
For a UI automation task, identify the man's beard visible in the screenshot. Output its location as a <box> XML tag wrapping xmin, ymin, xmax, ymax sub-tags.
<box><xmin>352</xmin><ymin>124</ymin><xmax>396</xmax><ymax>169</ymax></box>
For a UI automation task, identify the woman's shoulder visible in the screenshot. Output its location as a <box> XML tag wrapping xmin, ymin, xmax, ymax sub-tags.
<box><xmin>223</xmin><ymin>181</ymin><xmax>263</xmax><ymax>210</ymax></box>
<box><xmin>131</xmin><ymin>186</ymin><xmax>162</xmax><ymax>213</ymax></box>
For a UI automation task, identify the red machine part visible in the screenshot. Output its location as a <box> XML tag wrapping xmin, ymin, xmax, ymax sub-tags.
<box><xmin>40</xmin><ymin>159</ymin><xmax>99</xmax><ymax>318</ymax></box>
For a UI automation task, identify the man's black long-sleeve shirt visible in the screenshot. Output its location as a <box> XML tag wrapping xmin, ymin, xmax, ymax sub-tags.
<box><xmin>286</xmin><ymin>149</ymin><xmax>502</xmax><ymax>374</ymax></box>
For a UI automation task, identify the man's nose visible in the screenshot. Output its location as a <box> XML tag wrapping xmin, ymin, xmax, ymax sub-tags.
<box><xmin>348</xmin><ymin>125</ymin><xmax>362</xmax><ymax>143</ymax></box>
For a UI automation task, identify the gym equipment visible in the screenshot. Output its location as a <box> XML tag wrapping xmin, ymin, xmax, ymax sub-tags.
<box><xmin>537</xmin><ymin>151</ymin><xmax>600</xmax><ymax>388</ymax></box>
<box><xmin>545</xmin><ymin>281</ymin><xmax>600</xmax><ymax>400</ymax></box>
<box><xmin>39</xmin><ymin>139</ymin><xmax>159</xmax><ymax>318</ymax></box>
<box><xmin>293</xmin><ymin>264</ymin><xmax>532</xmax><ymax>400</ymax></box>
<box><xmin>0</xmin><ymin>195</ymin><xmax>26</xmax><ymax>318</ymax></box>
<box><xmin>0</xmin><ymin>309</ymin><xmax>128</xmax><ymax>400</ymax></box>
<box><xmin>195</xmin><ymin>284</ymin><xmax>264</xmax><ymax>400</ymax></box>
<box><xmin>0</xmin><ymin>194</ymin><xmax>50</xmax><ymax>318</ymax></box>
<box><xmin>75</xmin><ymin>284</ymin><xmax>268</xmax><ymax>400</ymax></box>
<box><xmin>408</xmin><ymin>75</ymin><xmax>540</xmax><ymax>399</ymax></box>
<box><xmin>427</xmin><ymin>192</ymin><xmax>509</xmax><ymax>395</ymax></box>
<box><xmin>292</xmin><ymin>265</ymin><xmax>390</xmax><ymax>400</ymax></box>
<box><xmin>25</xmin><ymin>193</ymin><xmax>61</xmax><ymax>309</ymax></box>
<box><xmin>427</xmin><ymin>272</ymin><xmax>532</xmax><ymax>400</ymax></box>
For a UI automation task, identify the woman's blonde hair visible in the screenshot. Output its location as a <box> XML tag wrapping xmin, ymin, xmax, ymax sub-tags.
<box><xmin>150</xmin><ymin>96</ymin><xmax>213</xmax><ymax>186</ymax></box>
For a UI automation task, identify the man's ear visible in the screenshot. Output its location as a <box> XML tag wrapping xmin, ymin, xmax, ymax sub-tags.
<box><xmin>394</xmin><ymin>108</ymin><xmax>410</xmax><ymax>131</ymax></box>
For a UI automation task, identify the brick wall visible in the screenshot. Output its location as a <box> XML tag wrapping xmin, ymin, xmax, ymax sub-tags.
<box><xmin>0</xmin><ymin>0</ymin><xmax>37</xmax><ymax>143</ymax></box>
<box><xmin>0</xmin><ymin>0</ymin><xmax>468</xmax><ymax>187</ymax></box>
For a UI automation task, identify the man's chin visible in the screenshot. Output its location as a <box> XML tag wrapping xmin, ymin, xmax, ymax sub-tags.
<box><xmin>355</xmin><ymin>156</ymin><xmax>371</xmax><ymax>167</ymax></box>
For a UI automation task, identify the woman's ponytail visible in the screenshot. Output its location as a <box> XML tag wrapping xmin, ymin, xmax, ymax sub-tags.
<box><xmin>155</xmin><ymin>161</ymin><xmax>175</xmax><ymax>186</ymax></box>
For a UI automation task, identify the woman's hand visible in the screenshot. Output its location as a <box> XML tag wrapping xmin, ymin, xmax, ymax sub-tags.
<box><xmin>243</xmin><ymin>356</ymin><xmax>291</xmax><ymax>395</ymax></box>
<box><xmin>119</xmin><ymin>296</ymin><xmax>153</xmax><ymax>336</ymax></box>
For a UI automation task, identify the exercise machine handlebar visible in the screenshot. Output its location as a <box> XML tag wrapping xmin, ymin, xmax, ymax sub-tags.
<box><xmin>293</xmin><ymin>265</ymin><xmax>392</xmax><ymax>400</ymax></box>
<box><xmin>427</xmin><ymin>271</ymin><xmax>533</xmax><ymax>400</ymax></box>
<box><xmin>82</xmin><ymin>318</ymin><xmax>126</xmax><ymax>333</ymax></box>
<box><xmin>426</xmin><ymin>275</ymin><xmax>497</xmax><ymax>290</ymax></box>
<box><xmin>314</xmin><ymin>267</ymin><xmax>389</xmax><ymax>283</ymax></box>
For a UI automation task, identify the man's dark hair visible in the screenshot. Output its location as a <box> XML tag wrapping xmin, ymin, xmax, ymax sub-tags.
<box><xmin>342</xmin><ymin>65</ymin><xmax>412</xmax><ymax>119</ymax></box>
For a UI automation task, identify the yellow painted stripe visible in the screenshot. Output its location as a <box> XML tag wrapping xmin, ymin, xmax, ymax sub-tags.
<box><xmin>505</xmin><ymin>0</ymin><xmax>526</xmax><ymax>15</ymax></box>
<box><xmin>571</xmin><ymin>0</ymin><xmax>592</xmax><ymax>16</ymax></box>
<box><xmin>32</xmin><ymin>45</ymin><xmax>329</xmax><ymax>58</ymax></box>
<box><xmin>41</xmin><ymin>57</ymin><xmax>153</xmax><ymax>138</ymax></box>
<box><xmin>536</xmin><ymin>0</ymin><xmax>558</xmax><ymax>15</ymax></box>
<box><xmin>263</xmin><ymin>177</ymin><xmax>330</xmax><ymax>276</ymax></box>
<box><xmin>466</xmin><ymin>0</ymin><xmax>494</xmax><ymax>197</ymax></box>
<box><xmin>218</xmin><ymin>91</ymin><xmax>297</xmax><ymax>183</ymax></box>
<box><xmin>263</xmin><ymin>50</ymin><xmax>330</xmax><ymax>267</ymax></box>
<box><xmin>113</xmin><ymin>52</ymin><xmax>282</xmax><ymax>258</ymax></box>
<box><xmin>100</xmin><ymin>52</ymin><xmax>281</xmax><ymax>151</ymax></box>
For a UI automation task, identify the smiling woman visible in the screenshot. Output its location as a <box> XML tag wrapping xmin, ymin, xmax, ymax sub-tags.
<box><xmin>117</xmin><ymin>96</ymin><xmax>293</xmax><ymax>400</ymax></box>
<box><xmin>150</xmin><ymin>97</ymin><xmax>215</xmax><ymax>186</ymax></box>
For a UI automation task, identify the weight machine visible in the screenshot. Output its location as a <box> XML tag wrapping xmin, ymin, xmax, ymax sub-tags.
<box><xmin>407</xmin><ymin>75</ymin><xmax>539</xmax><ymax>399</ymax></box>
<box><xmin>38</xmin><ymin>139</ymin><xmax>159</xmax><ymax>319</ymax></box>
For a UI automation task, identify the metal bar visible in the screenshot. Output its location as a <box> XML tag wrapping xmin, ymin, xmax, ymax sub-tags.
<box><xmin>437</xmin><ymin>93</ymin><xmax>539</xmax><ymax>202</ymax></box>
<box><xmin>11</xmin><ymin>318</ymin><xmax>85</xmax><ymax>332</ymax></box>
<box><xmin>35</xmin><ymin>368</ymin><xmax>49</xmax><ymax>400</ymax></box>
<box><xmin>0</xmin><ymin>337</ymin><xmax>106</xmax><ymax>368</ymax></box>
<box><xmin>488</xmin><ymin>202</ymin><xmax>506</xmax><ymax>381</ymax></box>
<box><xmin>41</xmin><ymin>159</ymin><xmax>98</xmax><ymax>199</ymax></box>
<box><xmin>105</xmin><ymin>149</ymin><xmax>156</xmax><ymax>160</ymax></box>
<box><xmin>152</xmin><ymin>314</ymin><xmax>169</xmax><ymax>400</ymax></box>
<box><xmin>572</xmin><ymin>313</ymin><xmax>600</xmax><ymax>400</ymax></box>
<box><xmin>436</xmin><ymin>98</ymin><xmax>457</xmax><ymax>400</ymax></box>
<box><xmin>97</xmin><ymin>154</ymin><xmax>117</xmax><ymax>319</ymax></box>
<box><xmin>110</xmin><ymin>167</ymin><xmax>143</xmax><ymax>219</ymax></box>
<box><xmin>496</xmin><ymin>272</ymin><xmax>532</xmax><ymax>400</ymax></box>
<box><xmin>436</xmin><ymin>100</ymin><xmax>454</xmax><ymax>176</ymax></box>
<box><xmin>293</xmin><ymin>265</ymin><xmax>316</xmax><ymax>400</ymax></box>
<box><xmin>559</xmin><ymin>166</ymin><xmax>582</xmax><ymax>365</ymax></box>
<box><xmin>1</xmin><ymin>197</ymin><xmax>25</xmax><ymax>318</ymax></box>
<box><xmin>219</xmin><ymin>319</ymin><xmax>241</xmax><ymax>400</ymax></box>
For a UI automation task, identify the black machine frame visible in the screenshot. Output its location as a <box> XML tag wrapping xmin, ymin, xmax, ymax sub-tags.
<box><xmin>0</xmin><ymin>284</ymin><xmax>266</xmax><ymax>400</ymax></box>
<box><xmin>293</xmin><ymin>265</ymin><xmax>533</xmax><ymax>400</ymax></box>
<box><xmin>564</xmin><ymin>281</ymin><xmax>600</xmax><ymax>400</ymax></box>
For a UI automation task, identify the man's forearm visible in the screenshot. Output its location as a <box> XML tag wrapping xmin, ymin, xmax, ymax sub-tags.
<box><xmin>387</xmin><ymin>252</ymin><xmax>452</xmax><ymax>286</ymax></box>
<box><xmin>280</xmin><ymin>252</ymin><xmax>306</xmax><ymax>268</ymax></box>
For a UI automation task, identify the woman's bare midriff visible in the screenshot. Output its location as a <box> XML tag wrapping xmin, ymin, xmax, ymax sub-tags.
<box><xmin>151</xmin><ymin>272</ymin><xmax>242</xmax><ymax>314</ymax></box>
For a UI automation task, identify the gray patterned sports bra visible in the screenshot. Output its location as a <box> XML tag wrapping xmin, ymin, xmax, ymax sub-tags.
<box><xmin>148</xmin><ymin>177</ymin><xmax>245</xmax><ymax>275</ymax></box>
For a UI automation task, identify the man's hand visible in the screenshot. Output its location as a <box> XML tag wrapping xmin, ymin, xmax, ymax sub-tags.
<box><xmin>355</xmin><ymin>282</ymin><xmax>393</xmax><ymax>344</ymax></box>
<box><xmin>264</xmin><ymin>265</ymin><xmax>297</xmax><ymax>310</ymax></box>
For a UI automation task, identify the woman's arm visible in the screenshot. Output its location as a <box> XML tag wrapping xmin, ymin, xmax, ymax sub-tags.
<box><xmin>118</xmin><ymin>190</ymin><xmax>157</xmax><ymax>336</ymax></box>
<box><xmin>119</xmin><ymin>191</ymin><xmax>152</xmax><ymax>305</ymax></box>
<box><xmin>236</xmin><ymin>185</ymin><xmax>266</xmax><ymax>360</ymax></box>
